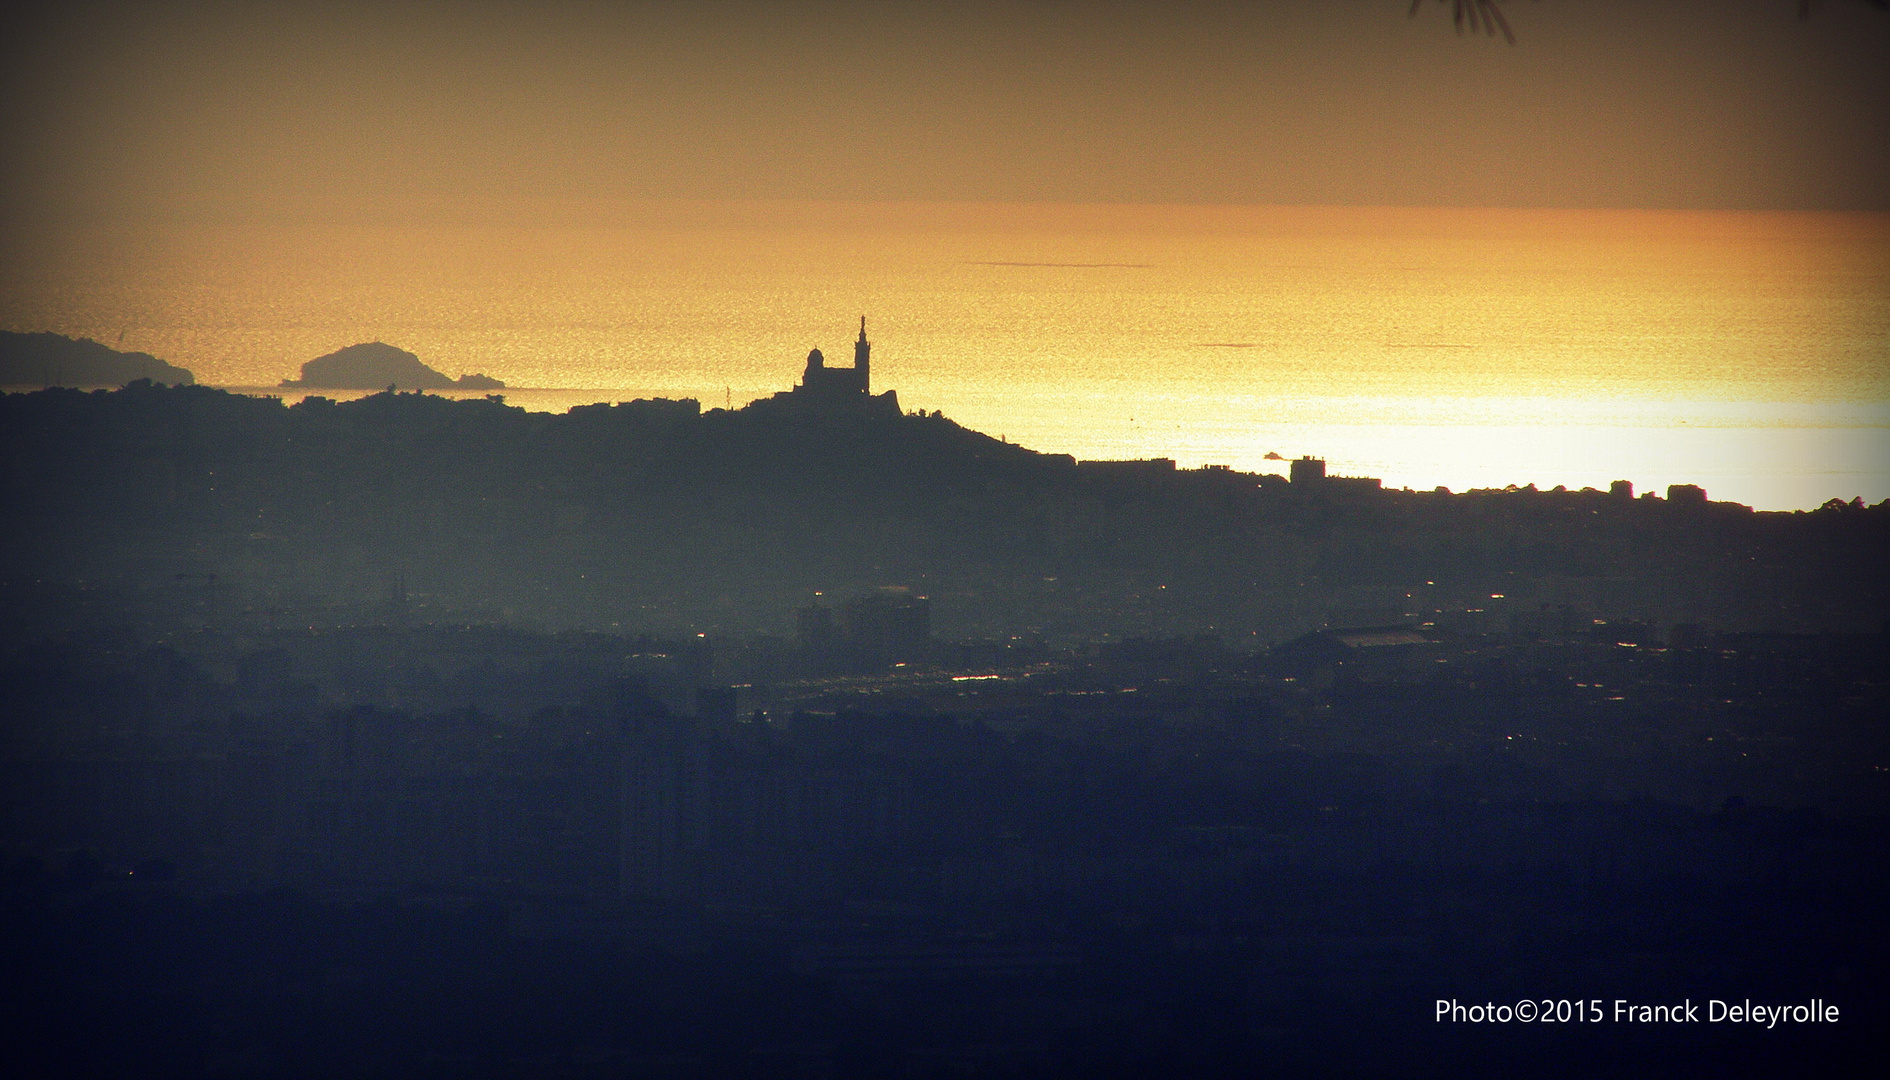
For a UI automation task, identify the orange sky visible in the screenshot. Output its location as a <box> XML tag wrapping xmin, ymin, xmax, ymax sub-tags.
<box><xmin>3</xmin><ymin>0</ymin><xmax>1887</xmax><ymax>221</ymax></box>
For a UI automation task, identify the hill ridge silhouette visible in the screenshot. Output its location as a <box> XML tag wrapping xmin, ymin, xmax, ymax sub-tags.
<box><xmin>1</xmin><ymin>381</ymin><xmax>1883</xmax><ymax>641</ymax></box>
<box><xmin>0</xmin><ymin>330</ymin><xmax>195</xmax><ymax>387</ymax></box>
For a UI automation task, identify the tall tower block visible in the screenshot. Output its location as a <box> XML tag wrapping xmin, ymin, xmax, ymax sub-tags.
<box><xmin>1290</xmin><ymin>456</ymin><xmax>1326</xmax><ymax>486</ymax></box>
<box><xmin>854</xmin><ymin>316</ymin><xmax>870</xmax><ymax>394</ymax></box>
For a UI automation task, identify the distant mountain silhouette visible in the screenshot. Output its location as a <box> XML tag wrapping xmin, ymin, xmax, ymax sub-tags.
<box><xmin>281</xmin><ymin>342</ymin><xmax>504</xmax><ymax>390</ymax></box>
<box><xmin>0</xmin><ymin>331</ymin><xmax>195</xmax><ymax>387</ymax></box>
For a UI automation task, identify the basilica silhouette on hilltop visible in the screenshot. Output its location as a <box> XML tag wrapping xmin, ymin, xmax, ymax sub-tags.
<box><xmin>768</xmin><ymin>317</ymin><xmax>900</xmax><ymax>414</ymax></box>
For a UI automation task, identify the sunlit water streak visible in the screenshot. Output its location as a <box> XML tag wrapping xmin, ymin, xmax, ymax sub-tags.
<box><xmin>4</xmin><ymin>203</ymin><xmax>1885</xmax><ymax>509</ymax></box>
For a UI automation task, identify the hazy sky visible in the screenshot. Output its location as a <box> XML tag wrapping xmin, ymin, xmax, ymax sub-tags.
<box><xmin>3</xmin><ymin>0</ymin><xmax>1888</xmax><ymax>220</ymax></box>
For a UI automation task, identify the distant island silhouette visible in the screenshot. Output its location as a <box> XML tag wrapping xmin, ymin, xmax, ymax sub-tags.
<box><xmin>280</xmin><ymin>341</ymin><xmax>504</xmax><ymax>390</ymax></box>
<box><xmin>0</xmin><ymin>330</ymin><xmax>195</xmax><ymax>387</ymax></box>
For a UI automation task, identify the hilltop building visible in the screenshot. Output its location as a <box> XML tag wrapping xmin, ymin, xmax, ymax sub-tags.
<box><xmin>1290</xmin><ymin>456</ymin><xmax>1326</xmax><ymax>486</ymax></box>
<box><xmin>802</xmin><ymin>317</ymin><xmax>872</xmax><ymax>396</ymax></box>
<box><xmin>1290</xmin><ymin>455</ymin><xmax>1381</xmax><ymax>495</ymax></box>
<box><xmin>769</xmin><ymin>318</ymin><xmax>901</xmax><ymax>414</ymax></box>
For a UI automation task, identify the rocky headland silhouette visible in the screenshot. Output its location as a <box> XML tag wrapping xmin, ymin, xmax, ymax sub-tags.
<box><xmin>0</xmin><ymin>330</ymin><xmax>195</xmax><ymax>387</ymax></box>
<box><xmin>279</xmin><ymin>341</ymin><xmax>504</xmax><ymax>390</ymax></box>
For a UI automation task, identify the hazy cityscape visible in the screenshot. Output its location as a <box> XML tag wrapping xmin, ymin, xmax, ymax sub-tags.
<box><xmin>2</xmin><ymin>325</ymin><xmax>1885</xmax><ymax>1077</ymax></box>
<box><xmin>4</xmin><ymin>1</ymin><xmax>1886</xmax><ymax>1076</ymax></box>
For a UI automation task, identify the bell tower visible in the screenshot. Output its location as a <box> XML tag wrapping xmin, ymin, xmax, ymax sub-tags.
<box><xmin>853</xmin><ymin>316</ymin><xmax>870</xmax><ymax>394</ymax></box>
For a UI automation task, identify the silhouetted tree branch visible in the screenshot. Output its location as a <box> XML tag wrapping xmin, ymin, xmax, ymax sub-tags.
<box><xmin>1410</xmin><ymin>0</ymin><xmax>1517</xmax><ymax>44</ymax></box>
<box><xmin>1799</xmin><ymin>0</ymin><xmax>1890</xmax><ymax>16</ymax></box>
<box><xmin>1411</xmin><ymin>0</ymin><xmax>1886</xmax><ymax>45</ymax></box>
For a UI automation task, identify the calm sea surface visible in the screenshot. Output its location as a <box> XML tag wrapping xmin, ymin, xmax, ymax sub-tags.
<box><xmin>4</xmin><ymin>203</ymin><xmax>1885</xmax><ymax>510</ymax></box>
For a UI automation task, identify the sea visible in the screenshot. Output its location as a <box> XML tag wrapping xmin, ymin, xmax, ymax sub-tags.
<box><xmin>3</xmin><ymin>202</ymin><xmax>1885</xmax><ymax>511</ymax></box>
